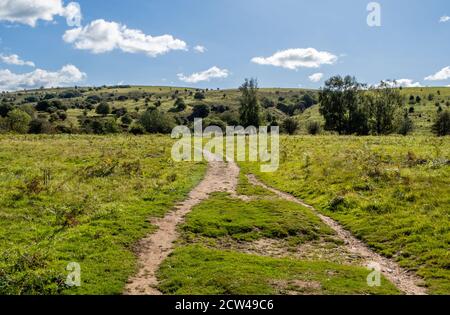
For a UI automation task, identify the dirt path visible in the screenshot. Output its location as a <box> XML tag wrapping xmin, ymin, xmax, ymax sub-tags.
<box><xmin>125</xmin><ymin>151</ymin><xmax>426</xmax><ymax>295</ymax></box>
<box><xmin>124</xmin><ymin>152</ymin><xmax>239</xmax><ymax>295</ymax></box>
<box><xmin>247</xmin><ymin>174</ymin><xmax>427</xmax><ymax>295</ymax></box>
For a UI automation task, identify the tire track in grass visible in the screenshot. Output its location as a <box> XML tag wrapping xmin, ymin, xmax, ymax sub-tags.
<box><xmin>246</xmin><ymin>174</ymin><xmax>427</xmax><ymax>295</ymax></box>
<box><xmin>124</xmin><ymin>151</ymin><xmax>239</xmax><ymax>295</ymax></box>
<box><xmin>125</xmin><ymin>149</ymin><xmax>426</xmax><ymax>295</ymax></box>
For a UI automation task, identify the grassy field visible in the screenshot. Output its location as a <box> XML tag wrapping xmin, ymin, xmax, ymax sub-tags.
<box><xmin>0</xmin><ymin>133</ymin><xmax>448</xmax><ymax>295</ymax></box>
<box><xmin>157</xmin><ymin>189</ymin><xmax>399</xmax><ymax>295</ymax></box>
<box><xmin>0</xmin><ymin>135</ymin><xmax>206</xmax><ymax>294</ymax></box>
<box><xmin>239</xmin><ymin>135</ymin><xmax>450</xmax><ymax>294</ymax></box>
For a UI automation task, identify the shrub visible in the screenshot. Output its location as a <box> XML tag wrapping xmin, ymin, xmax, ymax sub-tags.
<box><xmin>103</xmin><ymin>118</ymin><xmax>120</xmax><ymax>133</ymax></box>
<box><xmin>29</xmin><ymin>118</ymin><xmax>53</xmax><ymax>134</ymax></box>
<box><xmin>193</xmin><ymin>92</ymin><xmax>205</xmax><ymax>100</ymax></box>
<box><xmin>96</xmin><ymin>102</ymin><xmax>111</xmax><ymax>116</ymax></box>
<box><xmin>139</xmin><ymin>110</ymin><xmax>175</xmax><ymax>134</ymax></box>
<box><xmin>203</xmin><ymin>118</ymin><xmax>227</xmax><ymax>132</ymax></box>
<box><xmin>282</xmin><ymin>117</ymin><xmax>299</xmax><ymax>135</ymax></box>
<box><xmin>170</xmin><ymin>98</ymin><xmax>186</xmax><ymax>112</ymax></box>
<box><xmin>191</xmin><ymin>103</ymin><xmax>210</xmax><ymax>119</ymax></box>
<box><xmin>306</xmin><ymin>121</ymin><xmax>321</xmax><ymax>135</ymax></box>
<box><xmin>121</xmin><ymin>114</ymin><xmax>132</xmax><ymax>125</ymax></box>
<box><xmin>432</xmin><ymin>110</ymin><xmax>450</xmax><ymax>136</ymax></box>
<box><xmin>0</xmin><ymin>103</ymin><xmax>13</xmax><ymax>117</ymax></box>
<box><xmin>6</xmin><ymin>109</ymin><xmax>31</xmax><ymax>133</ymax></box>
<box><xmin>397</xmin><ymin>115</ymin><xmax>414</xmax><ymax>136</ymax></box>
<box><xmin>129</xmin><ymin>122</ymin><xmax>145</xmax><ymax>135</ymax></box>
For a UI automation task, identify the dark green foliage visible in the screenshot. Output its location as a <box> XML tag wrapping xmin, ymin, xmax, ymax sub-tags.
<box><xmin>239</xmin><ymin>78</ymin><xmax>260</xmax><ymax>127</ymax></box>
<box><xmin>5</xmin><ymin>109</ymin><xmax>31</xmax><ymax>134</ymax></box>
<box><xmin>95</xmin><ymin>102</ymin><xmax>111</xmax><ymax>116</ymax></box>
<box><xmin>191</xmin><ymin>103</ymin><xmax>210</xmax><ymax>119</ymax></box>
<box><xmin>120</xmin><ymin>114</ymin><xmax>132</xmax><ymax>125</ymax></box>
<box><xmin>193</xmin><ymin>92</ymin><xmax>205</xmax><ymax>100</ymax></box>
<box><xmin>282</xmin><ymin>117</ymin><xmax>299</xmax><ymax>135</ymax></box>
<box><xmin>139</xmin><ymin>109</ymin><xmax>175</xmax><ymax>134</ymax></box>
<box><xmin>365</xmin><ymin>81</ymin><xmax>403</xmax><ymax>135</ymax></box>
<box><xmin>307</xmin><ymin>121</ymin><xmax>321</xmax><ymax>135</ymax></box>
<box><xmin>128</xmin><ymin>122</ymin><xmax>145</xmax><ymax>135</ymax></box>
<box><xmin>319</xmin><ymin>75</ymin><xmax>366</xmax><ymax>135</ymax></box>
<box><xmin>432</xmin><ymin>110</ymin><xmax>450</xmax><ymax>136</ymax></box>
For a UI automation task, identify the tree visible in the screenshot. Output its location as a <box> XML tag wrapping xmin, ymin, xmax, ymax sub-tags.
<box><xmin>319</xmin><ymin>75</ymin><xmax>366</xmax><ymax>135</ymax></box>
<box><xmin>432</xmin><ymin>110</ymin><xmax>450</xmax><ymax>136</ymax></box>
<box><xmin>397</xmin><ymin>112</ymin><xmax>414</xmax><ymax>136</ymax></box>
<box><xmin>191</xmin><ymin>103</ymin><xmax>210</xmax><ymax>119</ymax></box>
<box><xmin>282</xmin><ymin>117</ymin><xmax>299</xmax><ymax>135</ymax></box>
<box><xmin>0</xmin><ymin>103</ymin><xmax>13</xmax><ymax>117</ymax></box>
<box><xmin>6</xmin><ymin>109</ymin><xmax>31</xmax><ymax>134</ymax></box>
<box><xmin>96</xmin><ymin>102</ymin><xmax>111</xmax><ymax>116</ymax></box>
<box><xmin>139</xmin><ymin>109</ymin><xmax>175</xmax><ymax>134</ymax></box>
<box><xmin>239</xmin><ymin>78</ymin><xmax>260</xmax><ymax>127</ymax></box>
<box><xmin>365</xmin><ymin>81</ymin><xmax>403</xmax><ymax>135</ymax></box>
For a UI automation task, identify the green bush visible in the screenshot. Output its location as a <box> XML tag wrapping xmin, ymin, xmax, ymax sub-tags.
<box><xmin>282</xmin><ymin>117</ymin><xmax>299</xmax><ymax>135</ymax></box>
<box><xmin>306</xmin><ymin>121</ymin><xmax>321</xmax><ymax>135</ymax></box>
<box><xmin>432</xmin><ymin>110</ymin><xmax>450</xmax><ymax>136</ymax></box>
<box><xmin>6</xmin><ymin>109</ymin><xmax>31</xmax><ymax>134</ymax></box>
<box><xmin>139</xmin><ymin>109</ymin><xmax>175</xmax><ymax>134</ymax></box>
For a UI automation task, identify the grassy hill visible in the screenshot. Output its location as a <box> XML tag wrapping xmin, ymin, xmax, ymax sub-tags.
<box><xmin>1</xmin><ymin>85</ymin><xmax>449</xmax><ymax>135</ymax></box>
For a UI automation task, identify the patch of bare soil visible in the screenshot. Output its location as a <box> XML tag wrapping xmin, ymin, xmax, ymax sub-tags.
<box><xmin>190</xmin><ymin>236</ymin><xmax>364</xmax><ymax>266</ymax></box>
<box><xmin>247</xmin><ymin>174</ymin><xmax>428</xmax><ymax>295</ymax></box>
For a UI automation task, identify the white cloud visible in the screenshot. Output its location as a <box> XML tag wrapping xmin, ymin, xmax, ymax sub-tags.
<box><xmin>0</xmin><ymin>0</ymin><xmax>82</xmax><ymax>27</ymax></box>
<box><xmin>394</xmin><ymin>79</ymin><xmax>422</xmax><ymax>87</ymax></box>
<box><xmin>251</xmin><ymin>48</ymin><xmax>337</xmax><ymax>70</ymax></box>
<box><xmin>425</xmin><ymin>66</ymin><xmax>450</xmax><ymax>81</ymax></box>
<box><xmin>309</xmin><ymin>72</ymin><xmax>323</xmax><ymax>83</ymax></box>
<box><xmin>177</xmin><ymin>66</ymin><xmax>229</xmax><ymax>83</ymax></box>
<box><xmin>439</xmin><ymin>16</ymin><xmax>450</xmax><ymax>23</ymax></box>
<box><xmin>0</xmin><ymin>54</ymin><xmax>35</xmax><ymax>67</ymax></box>
<box><xmin>193</xmin><ymin>45</ymin><xmax>206</xmax><ymax>53</ymax></box>
<box><xmin>63</xmin><ymin>19</ymin><xmax>187</xmax><ymax>57</ymax></box>
<box><xmin>0</xmin><ymin>64</ymin><xmax>86</xmax><ymax>91</ymax></box>
<box><xmin>382</xmin><ymin>79</ymin><xmax>422</xmax><ymax>88</ymax></box>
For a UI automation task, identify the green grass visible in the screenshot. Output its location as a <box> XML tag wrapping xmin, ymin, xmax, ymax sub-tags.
<box><xmin>158</xmin><ymin>245</ymin><xmax>399</xmax><ymax>295</ymax></box>
<box><xmin>239</xmin><ymin>135</ymin><xmax>450</xmax><ymax>294</ymax></box>
<box><xmin>159</xmin><ymin>189</ymin><xmax>399</xmax><ymax>295</ymax></box>
<box><xmin>0</xmin><ymin>134</ymin><xmax>206</xmax><ymax>294</ymax></box>
<box><xmin>181</xmin><ymin>193</ymin><xmax>333</xmax><ymax>244</ymax></box>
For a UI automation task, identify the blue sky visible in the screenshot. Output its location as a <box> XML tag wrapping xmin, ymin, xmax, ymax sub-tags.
<box><xmin>0</xmin><ymin>0</ymin><xmax>449</xmax><ymax>90</ymax></box>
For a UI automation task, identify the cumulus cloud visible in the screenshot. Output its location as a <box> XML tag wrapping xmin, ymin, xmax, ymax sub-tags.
<box><xmin>439</xmin><ymin>16</ymin><xmax>450</xmax><ymax>23</ymax></box>
<box><xmin>63</xmin><ymin>19</ymin><xmax>187</xmax><ymax>57</ymax></box>
<box><xmin>177</xmin><ymin>66</ymin><xmax>229</xmax><ymax>83</ymax></box>
<box><xmin>251</xmin><ymin>48</ymin><xmax>337</xmax><ymax>70</ymax></box>
<box><xmin>0</xmin><ymin>54</ymin><xmax>35</xmax><ymax>67</ymax></box>
<box><xmin>425</xmin><ymin>66</ymin><xmax>450</xmax><ymax>81</ymax></box>
<box><xmin>0</xmin><ymin>0</ymin><xmax>82</xmax><ymax>27</ymax></box>
<box><xmin>0</xmin><ymin>64</ymin><xmax>86</xmax><ymax>91</ymax></box>
<box><xmin>309</xmin><ymin>72</ymin><xmax>323</xmax><ymax>82</ymax></box>
<box><xmin>394</xmin><ymin>79</ymin><xmax>422</xmax><ymax>87</ymax></box>
<box><xmin>193</xmin><ymin>45</ymin><xmax>206</xmax><ymax>53</ymax></box>
<box><xmin>381</xmin><ymin>79</ymin><xmax>422</xmax><ymax>88</ymax></box>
